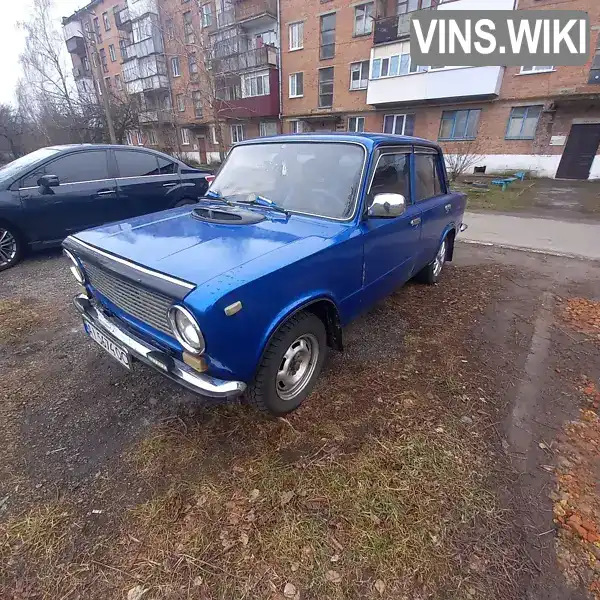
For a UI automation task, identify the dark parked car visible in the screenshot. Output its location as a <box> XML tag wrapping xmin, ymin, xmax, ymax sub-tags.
<box><xmin>0</xmin><ymin>144</ymin><xmax>213</xmax><ymax>271</ymax></box>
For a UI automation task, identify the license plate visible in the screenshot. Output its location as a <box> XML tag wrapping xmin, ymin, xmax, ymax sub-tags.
<box><xmin>84</xmin><ymin>321</ymin><xmax>131</xmax><ymax>370</ymax></box>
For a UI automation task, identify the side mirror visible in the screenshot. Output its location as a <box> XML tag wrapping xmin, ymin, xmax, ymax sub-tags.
<box><xmin>368</xmin><ymin>193</ymin><xmax>406</xmax><ymax>218</ymax></box>
<box><xmin>38</xmin><ymin>174</ymin><xmax>60</xmax><ymax>188</ymax></box>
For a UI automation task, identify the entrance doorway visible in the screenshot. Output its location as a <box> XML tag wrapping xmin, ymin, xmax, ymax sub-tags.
<box><xmin>556</xmin><ymin>123</ymin><xmax>600</xmax><ymax>180</ymax></box>
<box><xmin>197</xmin><ymin>136</ymin><xmax>207</xmax><ymax>165</ymax></box>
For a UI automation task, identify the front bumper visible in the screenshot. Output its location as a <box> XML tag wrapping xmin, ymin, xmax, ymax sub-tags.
<box><xmin>73</xmin><ymin>294</ymin><xmax>246</xmax><ymax>399</ymax></box>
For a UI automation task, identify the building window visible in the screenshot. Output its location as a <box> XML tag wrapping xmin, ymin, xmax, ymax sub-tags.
<box><xmin>176</xmin><ymin>94</ymin><xmax>185</xmax><ymax>112</ymax></box>
<box><xmin>506</xmin><ymin>106</ymin><xmax>543</xmax><ymax>140</ymax></box>
<box><xmin>165</xmin><ymin>18</ymin><xmax>175</xmax><ymax>40</ymax></box>
<box><xmin>200</xmin><ymin>4</ymin><xmax>213</xmax><ymax>27</ymax></box>
<box><xmin>439</xmin><ymin>109</ymin><xmax>481</xmax><ymax>140</ymax></box>
<box><xmin>350</xmin><ymin>61</ymin><xmax>369</xmax><ymax>90</ymax></box>
<box><xmin>290</xmin><ymin>120</ymin><xmax>305</xmax><ymax>134</ymax></box>
<box><xmin>371</xmin><ymin>43</ymin><xmax>424</xmax><ymax>79</ymax></box>
<box><xmin>242</xmin><ymin>71</ymin><xmax>270</xmax><ymax>98</ymax></box>
<box><xmin>210</xmin><ymin>125</ymin><xmax>218</xmax><ymax>144</ymax></box>
<box><xmin>318</xmin><ymin>67</ymin><xmax>334</xmax><ymax>108</ymax></box>
<box><xmin>102</xmin><ymin>11</ymin><xmax>111</xmax><ymax>31</ymax></box>
<box><xmin>148</xmin><ymin>130</ymin><xmax>158</xmax><ymax>145</ymax></box>
<box><xmin>260</xmin><ymin>122</ymin><xmax>278</xmax><ymax>137</ymax></box>
<box><xmin>93</xmin><ymin>17</ymin><xmax>102</xmax><ymax>42</ymax></box>
<box><xmin>99</xmin><ymin>48</ymin><xmax>108</xmax><ymax>73</ymax></box>
<box><xmin>136</xmin><ymin>130</ymin><xmax>144</xmax><ymax>145</ymax></box>
<box><xmin>188</xmin><ymin>53</ymin><xmax>198</xmax><ymax>79</ymax></box>
<box><xmin>115</xmin><ymin>74</ymin><xmax>122</xmax><ymax>90</ymax></box>
<box><xmin>82</xmin><ymin>56</ymin><xmax>90</xmax><ymax>72</ymax></box>
<box><xmin>181</xmin><ymin>128</ymin><xmax>191</xmax><ymax>145</ymax></box>
<box><xmin>108</xmin><ymin>44</ymin><xmax>117</xmax><ymax>62</ymax></box>
<box><xmin>231</xmin><ymin>124</ymin><xmax>244</xmax><ymax>143</ymax></box>
<box><xmin>171</xmin><ymin>56</ymin><xmax>181</xmax><ymax>77</ymax></box>
<box><xmin>192</xmin><ymin>91</ymin><xmax>202</xmax><ymax>117</ymax></box>
<box><xmin>183</xmin><ymin>11</ymin><xmax>195</xmax><ymax>44</ymax></box>
<box><xmin>104</xmin><ymin>77</ymin><xmax>112</xmax><ymax>90</ymax></box>
<box><xmin>320</xmin><ymin>13</ymin><xmax>336</xmax><ymax>60</ymax></box>
<box><xmin>119</xmin><ymin>39</ymin><xmax>128</xmax><ymax>60</ymax></box>
<box><xmin>520</xmin><ymin>66</ymin><xmax>554</xmax><ymax>74</ymax></box>
<box><xmin>354</xmin><ymin>3</ymin><xmax>374</xmax><ymax>36</ymax></box>
<box><xmin>397</xmin><ymin>0</ymin><xmax>433</xmax><ymax>14</ymax></box>
<box><xmin>289</xmin><ymin>72</ymin><xmax>304</xmax><ymax>98</ymax></box>
<box><xmin>125</xmin><ymin>131</ymin><xmax>135</xmax><ymax>145</ymax></box>
<box><xmin>289</xmin><ymin>21</ymin><xmax>303</xmax><ymax>51</ymax></box>
<box><xmin>383</xmin><ymin>113</ymin><xmax>415</xmax><ymax>135</ymax></box>
<box><xmin>348</xmin><ymin>116</ymin><xmax>365</xmax><ymax>133</ymax></box>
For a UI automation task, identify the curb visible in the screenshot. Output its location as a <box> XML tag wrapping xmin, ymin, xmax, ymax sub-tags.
<box><xmin>457</xmin><ymin>239</ymin><xmax>600</xmax><ymax>262</ymax></box>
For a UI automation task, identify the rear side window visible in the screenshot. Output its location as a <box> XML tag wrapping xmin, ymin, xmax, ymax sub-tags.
<box><xmin>115</xmin><ymin>150</ymin><xmax>160</xmax><ymax>177</ymax></box>
<box><xmin>157</xmin><ymin>156</ymin><xmax>178</xmax><ymax>174</ymax></box>
<box><xmin>414</xmin><ymin>153</ymin><xmax>443</xmax><ymax>202</ymax></box>
<box><xmin>368</xmin><ymin>152</ymin><xmax>410</xmax><ymax>205</ymax></box>
<box><xmin>22</xmin><ymin>151</ymin><xmax>110</xmax><ymax>187</ymax></box>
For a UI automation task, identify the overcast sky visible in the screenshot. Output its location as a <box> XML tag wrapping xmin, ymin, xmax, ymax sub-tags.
<box><xmin>0</xmin><ymin>0</ymin><xmax>86</xmax><ymax>105</ymax></box>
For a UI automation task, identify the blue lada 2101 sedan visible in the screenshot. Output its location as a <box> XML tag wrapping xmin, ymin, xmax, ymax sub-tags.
<box><xmin>63</xmin><ymin>133</ymin><xmax>467</xmax><ymax>416</ymax></box>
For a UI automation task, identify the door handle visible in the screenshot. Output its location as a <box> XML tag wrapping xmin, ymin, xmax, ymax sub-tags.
<box><xmin>96</xmin><ymin>189</ymin><xmax>116</xmax><ymax>196</ymax></box>
<box><xmin>163</xmin><ymin>182</ymin><xmax>178</xmax><ymax>188</ymax></box>
<box><xmin>410</xmin><ymin>217</ymin><xmax>421</xmax><ymax>227</ymax></box>
<box><xmin>445</xmin><ymin>203</ymin><xmax>452</xmax><ymax>213</ymax></box>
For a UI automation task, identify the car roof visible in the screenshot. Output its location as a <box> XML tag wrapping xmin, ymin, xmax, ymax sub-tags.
<box><xmin>236</xmin><ymin>132</ymin><xmax>441</xmax><ymax>152</ymax></box>
<box><xmin>47</xmin><ymin>143</ymin><xmax>177</xmax><ymax>155</ymax></box>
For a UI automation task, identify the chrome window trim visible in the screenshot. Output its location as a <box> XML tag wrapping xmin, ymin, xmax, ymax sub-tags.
<box><xmin>19</xmin><ymin>177</ymin><xmax>116</xmax><ymax>191</ymax></box>
<box><xmin>66</xmin><ymin>236</ymin><xmax>196</xmax><ymax>291</ymax></box>
<box><xmin>218</xmin><ymin>140</ymin><xmax>369</xmax><ymax>223</ymax></box>
<box><xmin>366</xmin><ymin>146</ymin><xmax>412</xmax><ymax>207</ymax></box>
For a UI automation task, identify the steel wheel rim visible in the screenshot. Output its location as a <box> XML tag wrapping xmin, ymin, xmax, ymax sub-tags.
<box><xmin>433</xmin><ymin>239</ymin><xmax>446</xmax><ymax>277</ymax></box>
<box><xmin>276</xmin><ymin>333</ymin><xmax>319</xmax><ymax>402</ymax></box>
<box><xmin>0</xmin><ymin>229</ymin><xmax>17</xmax><ymax>267</ymax></box>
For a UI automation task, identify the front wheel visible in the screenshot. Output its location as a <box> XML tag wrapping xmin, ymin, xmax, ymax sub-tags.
<box><xmin>174</xmin><ymin>197</ymin><xmax>198</xmax><ymax>208</ymax></box>
<box><xmin>247</xmin><ymin>311</ymin><xmax>327</xmax><ymax>416</ymax></box>
<box><xmin>0</xmin><ymin>224</ymin><xmax>22</xmax><ymax>272</ymax></box>
<box><xmin>416</xmin><ymin>236</ymin><xmax>448</xmax><ymax>285</ymax></box>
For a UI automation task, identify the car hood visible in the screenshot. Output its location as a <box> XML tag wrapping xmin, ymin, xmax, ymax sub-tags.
<box><xmin>73</xmin><ymin>206</ymin><xmax>346</xmax><ymax>287</ymax></box>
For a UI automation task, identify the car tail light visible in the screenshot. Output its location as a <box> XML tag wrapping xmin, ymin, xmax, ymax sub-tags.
<box><xmin>205</xmin><ymin>175</ymin><xmax>215</xmax><ymax>185</ymax></box>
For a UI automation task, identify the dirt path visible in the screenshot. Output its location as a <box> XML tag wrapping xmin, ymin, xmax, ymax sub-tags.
<box><xmin>1</xmin><ymin>247</ymin><xmax>599</xmax><ymax>599</ymax></box>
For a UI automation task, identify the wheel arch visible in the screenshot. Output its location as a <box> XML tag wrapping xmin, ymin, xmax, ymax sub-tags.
<box><xmin>440</xmin><ymin>223</ymin><xmax>457</xmax><ymax>262</ymax></box>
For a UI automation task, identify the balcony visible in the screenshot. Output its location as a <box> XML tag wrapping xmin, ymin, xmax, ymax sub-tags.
<box><xmin>128</xmin><ymin>36</ymin><xmax>163</xmax><ymax>59</ymax></box>
<box><xmin>139</xmin><ymin>109</ymin><xmax>175</xmax><ymax>124</ymax></box>
<box><xmin>127</xmin><ymin>0</ymin><xmax>158</xmax><ymax>21</ymax></box>
<box><xmin>126</xmin><ymin>75</ymin><xmax>169</xmax><ymax>95</ymax></box>
<box><xmin>212</xmin><ymin>45</ymin><xmax>277</xmax><ymax>75</ymax></box>
<box><xmin>367</xmin><ymin>66</ymin><xmax>504</xmax><ymax>106</ymax></box>
<box><xmin>73</xmin><ymin>66</ymin><xmax>91</xmax><ymax>79</ymax></box>
<box><xmin>217</xmin><ymin>0</ymin><xmax>277</xmax><ymax>29</ymax></box>
<box><xmin>373</xmin><ymin>11</ymin><xmax>427</xmax><ymax>45</ymax></box>
<box><xmin>215</xmin><ymin>69</ymin><xmax>279</xmax><ymax>118</ymax></box>
<box><xmin>115</xmin><ymin>7</ymin><xmax>132</xmax><ymax>30</ymax></box>
<box><xmin>63</xmin><ymin>20</ymin><xmax>86</xmax><ymax>57</ymax></box>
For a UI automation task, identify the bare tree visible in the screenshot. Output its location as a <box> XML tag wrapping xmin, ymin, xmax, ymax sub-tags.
<box><xmin>443</xmin><ymin>140</ymin><xmax>486</xmax><ymax>183</ymax></box>
<box><xmin>0</xmin><ymin>105</ymin><xmax>27</xmax><ymax>159</ymax></box>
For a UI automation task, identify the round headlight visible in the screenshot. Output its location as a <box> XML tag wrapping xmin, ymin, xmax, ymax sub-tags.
<box><xmin>168</xmin><ymin>305</ymin><xmax>205</xmax><ymax>354</ymax></box>
<box><xmin>63</xmin><ymin>249</ymin><xmax>85</xmax><ymax>285</ymax></box>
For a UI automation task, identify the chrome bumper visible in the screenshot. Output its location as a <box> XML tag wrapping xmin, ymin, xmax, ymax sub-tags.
<box><xmin>73</xmin><ymin>294</ymin><xmax>246</xmax><ymax>399</ymax></box>
<box><xmin>459</xmin><ymin>223</ymin><xmax>468</xmax><ymax>233</ymax></box>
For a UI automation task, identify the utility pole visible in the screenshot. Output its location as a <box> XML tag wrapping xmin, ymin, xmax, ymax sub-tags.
<box><xmin>84</xmin><ymin>11</ymin><xmax>117</xmax><ymax>144</ymax></box>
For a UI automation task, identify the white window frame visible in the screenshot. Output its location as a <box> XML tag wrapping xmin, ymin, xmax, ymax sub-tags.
<box><xmin>171</xmin><ymin>56</ymin><xmax>181</xmax><ymax>77</ymax></box>
<box><xmin>200</xmin><ymin>4</ymin><xmax>213</xmax><ymax>28</ymax></box>
<box><xmin>102</xmin><ymin>11</ymin><xmax>111</xmax><ymax>31</ymax></box>
<box><xmin>259</xmin><ymin>121</ymin><xmax>278</xmax><ymax>137</ymax></box>
<box><xmin>371</xmin><ymin>43</ymin><xmax>424</xmax><ymax>80</ymax></box>
<box><xmin>176</xmin><ymin>94</ymin><xmax>185</xmax><ymax>112</ymax></box>
<box><xmin>520</xmin><ymin>66</ymin><xmax>554</xmax><ymax>74</ymax></box>
<box><xmin>350</xmin><ymin>61</ymin><xmax>369</xmax><ymax>90</ymax></box>
<box><xmin>290</xmin><ymin>120</ymin><xmax>305</xmax><ymax>134</ymax></box>
<box><xmin>383</xmin><ymin>114</ymin><xmax>409</xmax><ymax>135</ymax></box>
<box><xmin>136</xmin><ymin>130</ymin><xmax>144</xmax><ymax>146</ymax></box>
<box><xmin>181</xmin><ymin>128</ymin><xmax>191</xmax><ymax>145</ymax></box>
<box><xmin>210</xmin><ymin>125</ymin><xmax>218</xmax><ymax>145</ymax></box>
<box><xmin>289</xmin><ymin>21</ymin><xmax>304</xmax><ymax>51</ymax></box>
<box><xmin>354</xmin><ymin>2</ymin><xmax>374</xmax><ymax>36</ymax></box>
<box><xmin>289</xmin><ymin>72</ymin><xmax>303</xmax><ymax>98</ymax></box>
<box><xmin>241</xmin><ymin>70</ymin><xmax>270</xmax><ymax>98</ymax></box>
<box><xmin>147</xmin><ymin>129</ymin><xmax>158</xmax><ymax>145</ymax></box>
<box><xmin>108</xmin><ymin>44</ymin><xmax>116</xmax><ymax>62</ymax></box>
<box><xmin>231</xmin><ymin>123</ymin><xmax>244</xmax><ymax>143</ymax></box>
<box><xmin>125</xmin><ymin>130</ymin><xmax>135</xmax><ymax>146</ymax></box>
<box><xmin>115</xmin><ymin>74</ymin><xmax>122</xmax><ymax>90</ymax></box>
<box><xmin>348</xmin><ymin>116</ymin><xmax>365</xmax><ymax>133</ymax></box>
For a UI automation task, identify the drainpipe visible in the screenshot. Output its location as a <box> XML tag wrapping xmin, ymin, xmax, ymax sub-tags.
<box><xmin>276</xmin><ymin>0</ymin><xmax>283</xmax><ymax>132</ymax></box>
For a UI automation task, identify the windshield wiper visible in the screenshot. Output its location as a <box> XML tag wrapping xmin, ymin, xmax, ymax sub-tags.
<box><xmin>203</xmin><ymin>188</ymin><xmax>234</xmax><ymax>207</ymax></box>
<box><xmin>237</xmin><ymin>194</ymin><xmax>290</xmax><ymax>217</ymax></box>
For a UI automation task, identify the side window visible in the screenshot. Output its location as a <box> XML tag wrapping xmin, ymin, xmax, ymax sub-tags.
<box><xmin>23</xmin><ymin>151</ymin><xmax>110</xmax><ymax>186</ymax></box>
<box><xmin>368</xmin><ymin>152</ymin><xmax>410</xmax><ymax>205</ymax></box>
<box><xmin>115</xmin><ymin>151</ymin><xmax>160</xmax><ymax>177</ymax></box>
<box><xmin>414</xmin><ymin>153</ymin><xmax>443</xmax><ymax>202</ymax></box>
<box><xmin>157</xmin><ymin>156</ymin><xmax>178</xmax><ymax>175</ymax></box>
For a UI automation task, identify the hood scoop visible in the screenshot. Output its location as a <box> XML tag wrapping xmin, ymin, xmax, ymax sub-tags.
<box><xmin>192</xmin><ymin>204</ymin><xmax>266</xmax><ymax>225</ymax></box>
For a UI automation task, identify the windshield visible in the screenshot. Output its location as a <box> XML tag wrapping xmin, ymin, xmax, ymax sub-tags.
<box><xmin>0</xmin><ymin>147</ymin><xmax>61</xmax><ymax>184</ymax></box>
<box><xmin>210</xmin><ymin>142</ymin><xmax>365</xmax><ymax>220</ymax></box>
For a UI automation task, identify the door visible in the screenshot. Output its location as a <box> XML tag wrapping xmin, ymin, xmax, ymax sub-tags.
<box><xmin>114</xmin><ymin>149</ymin><xmax>183</xmax><ymax>218</ymax></box>
<box><xmin>413</xmin><ymin>148</ymin><xmax>449</xmax><ymax>270</ymax></box>
<box><xmin>361</xmin><ymin>148</ymin><xmax>422</xmax><ymax>306</ymax></box>
<box><xmin>18</xmin><ymin>150</ymin><xmax>116</xmax><ymax>243</ymax></box>
<box><xmin>197</xmin><ymin>137</ymin><xmax>207</xmax><ymax>164</ymax></box>
<box><xmin>556</xmin><ymin>124</ymin><xmax>600</xmax><ymax>180</ymax></box>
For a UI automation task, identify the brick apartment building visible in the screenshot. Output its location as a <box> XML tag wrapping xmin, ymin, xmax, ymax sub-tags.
<box><xmin>63</xmin><ymin>0</ymin><xmax>600</xmax><ymax>180</ymax></box>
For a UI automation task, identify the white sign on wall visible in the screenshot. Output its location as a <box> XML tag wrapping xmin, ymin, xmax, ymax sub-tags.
<box><xmin>550</xmin><ymin>135</ymin><xmax>567</xmax><ymax>146</ymax></box>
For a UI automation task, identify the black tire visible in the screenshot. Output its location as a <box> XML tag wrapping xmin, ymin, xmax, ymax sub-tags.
<box><xmin>0</xmin><ymin>223</ymin><xmax>22</xmax><ymax>272</ymax></box>
<box><xmin>247</xmin><ymin>311</ymin><xmax>327</xmax><ymax>416</ymax></box>
<box><xmin>174</xmin><ymin>197</ymin><xmax>198</xmax><ymax>208</ymax></box>
<box><xmin>416</xmin><ymin>235</ymin><xmax>449</xmax><ymax>285</ymax></box>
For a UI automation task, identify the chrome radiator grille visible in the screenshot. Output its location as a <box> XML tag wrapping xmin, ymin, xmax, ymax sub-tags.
<box><xmin>82</xmin><ymin>260</ymin><xmax>173</xmax><ymax>336</ymax></box>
